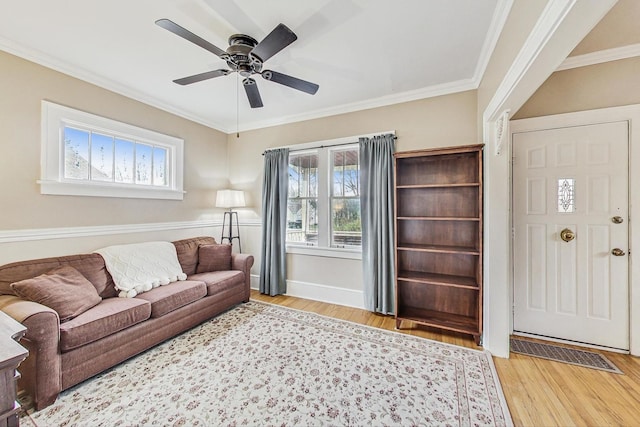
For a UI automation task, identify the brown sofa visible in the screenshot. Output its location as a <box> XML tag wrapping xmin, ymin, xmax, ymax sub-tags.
<box><xmin>0</xmin><ymin>236</ymin><xmax>253</xmax><ymax>410</ymax></box>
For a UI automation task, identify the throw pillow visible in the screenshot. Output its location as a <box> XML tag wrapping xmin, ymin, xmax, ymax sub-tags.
<box><xmin>196</xmin><ymin>244</ymin><xmax>232</xmax><ymax>273</ymax></box>
<box><xmin>10</xmin><ymin>265</ymin><xmax>102</xmax><ymax>322</ymax></box>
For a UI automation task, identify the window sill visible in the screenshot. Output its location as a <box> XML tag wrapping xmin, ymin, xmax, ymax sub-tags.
<box><xmin>38</xmin><ymin>180</ymin><xmax>185</xmax><ymax>200</ymax></box>
<box><xmin>286</xmin><ymin>244</ymin><xmax>362</xmax><ymax>260</ymax></box>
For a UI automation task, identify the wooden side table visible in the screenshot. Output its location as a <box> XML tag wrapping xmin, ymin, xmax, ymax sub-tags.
<box><xmin>0</xmin><ymin>311</ymin><xmax>28</xmax><ymax>427</ymax></box>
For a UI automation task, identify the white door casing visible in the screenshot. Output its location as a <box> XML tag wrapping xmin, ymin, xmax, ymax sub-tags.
<box><xmin>512</xmin><ymin>121</ymin><xmax>629</xmax><ymax>350</ymax></box>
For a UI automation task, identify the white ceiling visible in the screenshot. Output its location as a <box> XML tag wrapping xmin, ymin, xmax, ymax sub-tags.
<box><xmin>0</xmin><ymin>0</ymin><xmax>505</xmax><ymax>133</ymax></box>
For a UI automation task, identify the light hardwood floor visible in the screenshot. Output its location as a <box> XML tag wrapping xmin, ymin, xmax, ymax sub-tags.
<box><xmin>251</xmin><ymin>290</ymin><xmax>640</xmax><ymax>426</ymax></box>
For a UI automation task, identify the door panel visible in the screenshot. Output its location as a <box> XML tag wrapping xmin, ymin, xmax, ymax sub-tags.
<box><xmin>513</xmin><ymin>121</ymin><xmax>629</xmax><ymax>350</ymax></box>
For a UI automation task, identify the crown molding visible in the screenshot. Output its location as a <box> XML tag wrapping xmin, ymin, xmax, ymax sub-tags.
<box><xmin>0</xmin><ymin>0</ymin><xmax>512</xmax><ymax>135</ymax></box>
<box><xmin>473</xmin><ymin>0</ymin><xmax>514</xmax><ymax>84</ymax></box>
<box><xmin>0</xmin><ymin>36</ymin><xmax>229</xmax><ymax>132</ymax></box>
<box><xmin>234</xmin><ymin>78</ymin><xmax>478</xmax><ymax>133</ymax></box>
<box><xmin>556</xmin><ymin>43</ymin><xmax>640</xmax><ymax>71</ymax></box>
<box><xmin>0</xmin><ymin>36</ymin><xmax>476</xmax><ymax>135</ymax></box>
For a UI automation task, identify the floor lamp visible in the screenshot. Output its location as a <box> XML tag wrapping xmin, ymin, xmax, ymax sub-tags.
<box><xmin>216</xmin><ymin>189</ymin><xmax>246</xmax><ymax>252</ymax></box>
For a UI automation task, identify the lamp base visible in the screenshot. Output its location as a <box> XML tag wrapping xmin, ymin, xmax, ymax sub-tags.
<box><xmin>221</xmin><ymin>211</ymin><xmax>241</xmax><ymax>252</ymax></box>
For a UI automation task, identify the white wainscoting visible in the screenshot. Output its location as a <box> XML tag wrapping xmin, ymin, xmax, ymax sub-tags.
<box><xmin>250</xmin><ymin>274</ymin><xmax>365</xmax><ymax>310</ymax></box>
<box><xmin>1</xmin><ymin>219</ymin><xmax>366</xmax><ymax>312</ymax></box>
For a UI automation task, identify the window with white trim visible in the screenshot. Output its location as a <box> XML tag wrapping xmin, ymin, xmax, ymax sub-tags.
<box><xmin>40</xmin><ymin>101</ymin><xmax>184</xmax><ymax>200</ymax></box>
<box><xmin>286</xmin><ymin>144</ymin><xmax>361</xmax><ymax>249</ymax></box>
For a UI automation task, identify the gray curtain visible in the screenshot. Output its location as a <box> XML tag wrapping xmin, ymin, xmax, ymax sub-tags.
<box><xmin>259</xmin><ymin>148</ymin><xmax>289</xmax><ymax>296</ymax></box>
<box><xmin>360</xmin><ymin>134</ymin><xmax>396</xmax><ymax>314</ymax></box>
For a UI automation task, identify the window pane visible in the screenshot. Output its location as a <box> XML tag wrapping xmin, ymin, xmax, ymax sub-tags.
<box><xmin>309</xmin><ymin>161</ymin><xmax>318</xmax><ymax>197</ymax></box>
<box><xmin>135</xmin><ymin>143</ymin><xmax>153</xmax><ymax>185</ymax></box>
<box><xmin>343</xmin><ymin>164</ymin><xmax>359</xmax><ymax>196</ymax></box>
<box><xmin>286</xmin><ymin>198</ymin><xmax>318</xmax><ymax>244</ymax></box>
<box><xmin>333</xmin><ymin>151</ymin><xmax>344</xmax><ymax>196</ymax></box>
<box><xmin>114</xmin><ymin>138</ymin><xmax>134</xmax><ymax>183</ymax></box>
<box><xmin>289</xmin><ymin>153</ymin><xmax>318</xmax><ymax>198</ymax></box>
<box><xmin>153</xmin><ymin>147</ymin><xmax>168</xmax><ymax>186</ymax></box>
<box><xmin>288</xmin><ymin>164</ymin><xmax>300</xmax><ymax>198</ymax></box>
<box><xmin>64</xmin><ymin>127</ymin><xmax>89</xmax><ymax>180</ymax></box>
<box><xmin>91</xmin><ymin>133</ymin><xmax>114</xmax><ymax>182</ymax></box>
<box><xmin>332</xmin><ymin>198</ymin><xmax>361</xmax><ymax>246</ymax></box>
<box><xmin>332</xmin><ymin>149</ymin><xmax>359</xmax><ymax>197</ymax></box>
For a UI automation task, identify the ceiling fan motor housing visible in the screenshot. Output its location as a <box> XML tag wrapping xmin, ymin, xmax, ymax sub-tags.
<box><xmin>226</xmin><ymin>34</ymin><xmax>262</xmax><ymax>76</ymax></box>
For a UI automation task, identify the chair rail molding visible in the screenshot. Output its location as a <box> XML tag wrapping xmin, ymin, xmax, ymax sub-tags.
<box><xmin>0</xmin><ymin>220</ymin><xmax>222</xmax><ymax>243</ymax></box>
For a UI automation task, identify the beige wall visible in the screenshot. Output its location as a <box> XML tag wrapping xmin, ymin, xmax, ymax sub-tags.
<box><xmin>513</xmin><ymin>57</ymin><xmax>640</xmax><ymax>119</ymax></box>
<box><xmin>228</xmin><ymin>90</ymin><xmax>478</xmax><ymax>215</ymax></box>
<box><xmin>569</xmin><ymin>0</ymin><xmax>640</xmax><ymax>56</ymax></box>
<box><xmin>0</xmin><ymin>51</ymin><xmax>229</xmax><ymax>263</ymax></box>
<box><xmin>514</xmin><ymin>0</ymin><xmax>640</xmax><ymax>120</ymax></box>
<box><xmin>227</xmin><ymin>90</ymin><xmax>478</xmax><ymax>301</ymax></box>
<box><xmin>477</xmin><ymin>0</ymin><xmax>548</xmax><ymax>130</ymax></box>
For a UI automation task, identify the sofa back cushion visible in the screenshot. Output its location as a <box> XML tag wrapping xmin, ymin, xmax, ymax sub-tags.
<box><xmin>0</xmin><ymin>253</ymin><xmax>117</xmax><ymax>298</ymax></box>
<box><xmin>196</xmin><ymin>244</ymin><xmax>232</xmax><ymax>273</ymax></box>
<box><xmin>11</xmin><ymin>265</ymin><xmax>102</xmax><ymax>322</ymax></box>
<box><xmin>173</xmin><ymin>236</ymin><xmax>217</xmax><ymax>275</ymax></box>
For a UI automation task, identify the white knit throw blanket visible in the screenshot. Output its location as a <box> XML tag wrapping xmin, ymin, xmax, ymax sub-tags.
<box><xmin>95</xmin><ymin>241</ymin><xmax>187</xmax><ymax>298</ymax></box>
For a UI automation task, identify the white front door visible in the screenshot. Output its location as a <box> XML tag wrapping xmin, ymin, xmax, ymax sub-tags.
<box><xmin>512</xmin><ymin>121</ymin><xmax>629</xmax><ymax>350</ymax></box>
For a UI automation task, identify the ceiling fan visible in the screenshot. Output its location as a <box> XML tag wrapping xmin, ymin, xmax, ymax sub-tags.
<box><xmin>155</xmin><ymin>19</ymin><xmax>319</xmax><ymax>108</ymax></box>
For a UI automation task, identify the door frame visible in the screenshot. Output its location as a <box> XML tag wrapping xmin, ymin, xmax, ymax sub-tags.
<box><xmin>510</xmin><ymin>104</ymin><xmax>640</xmax><ymax>356</ymax></box>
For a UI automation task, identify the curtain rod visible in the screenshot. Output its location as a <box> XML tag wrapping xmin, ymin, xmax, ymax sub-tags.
<box><xmin>262</xmin><ymin>134</ymin><xmax>397</xmax><ymax>156</ymax></box>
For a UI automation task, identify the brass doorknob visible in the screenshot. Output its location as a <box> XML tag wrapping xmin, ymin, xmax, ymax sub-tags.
<box><xmin>611</xmin><ymin>248</ymin><xmax>626</xmax><ymax>256</ymax></box>
<box><xmin>612</xmin><ymin>216</ymin><xmax>624</xmax><ymax>224</ymax></box>
<box><xmin>560</xmin><ymin>228</ymin><xmax>575</xmax><ymax>242</ymax></box>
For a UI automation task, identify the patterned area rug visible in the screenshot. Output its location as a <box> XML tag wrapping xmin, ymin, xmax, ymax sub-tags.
<box><xmin>22</xmin><ymin>301</ymin><xmax>513</xmax><ymax>426</ymax></box>
<box><xmin>510</xmin><ymin>338</ymin><xmax>623</xmax><ymax>374</ymax></box>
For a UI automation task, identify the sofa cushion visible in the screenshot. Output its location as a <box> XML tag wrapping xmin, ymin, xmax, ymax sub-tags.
<box><xmin>188</xmin><ymin>270</ymin><xmax>245</xmax><ymax>296</ymax></box>
<box><xmin>173</xmin><ymin>236</ymin><xmax>217</xmax><ymax>276</ymax></box>
<box><xmin>10</xmin><ymin>265</ymin><xmax>102</xmax><ymax>323</ymax></box>
<box><xmin>59</xmin><ymin>297</ymin><xmax>151</xmax><ymax>352</ymax></box>
<box><xmin>0</xmin><ymin>253</ymin><xmax>117</xmax><ymax>298</ymax></box>
<box><xmin>196</xmin><ymin>244</ymin><xmax>232</xmax><ymax>273</ymax></box>
<box><xmin>135</xmin><ymin>280</ymin><xmax>207</xmax><ymax>318</ymax></box>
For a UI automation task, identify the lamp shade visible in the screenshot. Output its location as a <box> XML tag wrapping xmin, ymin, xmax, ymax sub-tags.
<box><xmin>216</xmin><ymin>189</ymin><xmax>246</xmax><ymax>208</ymax></box>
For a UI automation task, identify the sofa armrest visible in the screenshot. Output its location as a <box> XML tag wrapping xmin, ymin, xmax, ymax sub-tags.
<box><xmin>231</xmin><ymin>253</ymin><xmax>254</xmax><ymax>301</ymax></box>
<box><xmin>0</xmin><ymin>295</ymin><xmax>62</xmax><ymax>410</ymax></box>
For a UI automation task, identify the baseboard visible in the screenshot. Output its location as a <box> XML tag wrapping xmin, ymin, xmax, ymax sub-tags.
<box><xmin>250</xmin><ymin>274</ymin><xmax>365</xmax><ymax>310</ymax></box>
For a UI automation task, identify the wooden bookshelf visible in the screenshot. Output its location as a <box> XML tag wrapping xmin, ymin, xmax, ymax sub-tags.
<box><xmin>394</xmin><ymin>144</ymin><xmax>483</xmax><ymax>344</ymax></box>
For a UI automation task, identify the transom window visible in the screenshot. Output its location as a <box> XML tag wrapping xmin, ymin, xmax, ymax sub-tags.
<box><xmin>63</xmin><ymin>126</ymin><xmax>168</xmax><ymax>187</ymax></box>
<box><xmin>287</xmin><ymin>144</ymin><xmax>361</xmax><ymax>249</ymax></box>
<box><xmin>41</xmin><ymin>101</ymin><xmax>184</xmax><ymax>200</ymax></box>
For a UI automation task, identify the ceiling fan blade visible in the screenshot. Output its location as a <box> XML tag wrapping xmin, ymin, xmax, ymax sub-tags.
<box><xmin>173</xmin><ymin>69</ymin><xmax>231</xmax><ymax>85</ymax></box>
<box><xmin>251</xmin><ymin>23</ymin><xmax>297</xmax><ymax>62</ymax></box>
<box><xmin>155</xmin><ymin>18</ymin><xmax>227</xmax><ymax>58</ymax></box>
<box><xmin>262</xmin><ymin>70</ymin><xmax>319</xmax><ymax>95</ymax></box>
<box><xmin>243</xmin><ymin>78</ymin><xmax>263</xmax><ymax>108</ymax></box>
